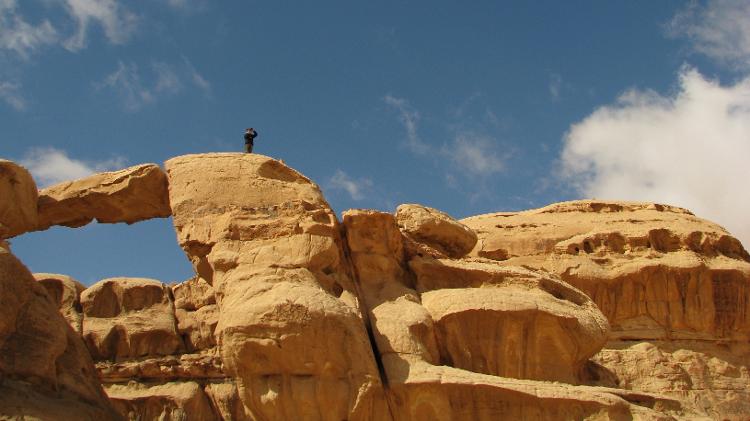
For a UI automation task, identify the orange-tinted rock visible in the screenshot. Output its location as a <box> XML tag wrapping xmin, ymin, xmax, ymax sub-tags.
<box><xmin>0</xmin><ymin>159</ymin><xmax>38</xmax><ymax>239</ymax></box>
<box><xmin>105</xmin><ymin>381</ymin><xmax>217</xmax><ymax>421</ymax></box>
<box><xmin>462</xmin><ymin>200</ymin><xmax>750</xmax><ymax>341</ymax></box>
<box><xmin>34</xmin><ymin>272</ymin><xmax>86</xmax><ymax>333</ymax></box>
<box><xmin>166</xmin><ymin>153</ymin><xmax>390</xmax><ymax>420</ymax></box>
<box><xmin>81</xmin><ymin>277</ymin><xmax>184</xmax><ymax>360</ymax></box>
<box><xmin>395</xmin><ymin>203</ymin><xmax>477</xmax><ymax>258</ymax></box>
<box><xmin>342</xmin><ymin>209</ymin><xmax>660</xmax><ymax>419</ymax></box>
<box><xmin>36</xmin><ymin>163</ymin><xmax>171</xmax><ymax>231</ymax></box>
<box><xmin>0</xmin><ymin>242</ymin><xmax>122</xmax><ymax>420</ymax></box>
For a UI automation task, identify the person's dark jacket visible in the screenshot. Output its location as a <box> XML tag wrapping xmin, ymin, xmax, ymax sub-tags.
<box><xmin>244</xmin><ymin>130</ymin><xmax>258</xmax><ymax>144</ymax></box>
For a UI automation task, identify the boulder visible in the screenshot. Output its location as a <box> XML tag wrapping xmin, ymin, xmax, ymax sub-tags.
<box><xmin>0</xmin><ymin>159</ymin><xmax>38</xmax><ymax>238</ymax></box>
<box><xmin>81</xmin><ymin>277</ymin><xmax>184</xmax><ymax>360</ymax></box>
<box><xmin>166</xmin><ymin>153</ymin><xmax>391</xmax><ymax>420</ymax></box>
<box><xmin>34</xmin><ymin>272</ymin><xmax>86</xmax><ymax>333</ymax></box>
<box><xmin>36</xmin><ymin>163</ymin><xmax>171</xmax><ymax>231</ymax></box>
<box><xmin>0</xmin><ymin>241</ymin><xmax>122</xmax><ymax>420</ymax></box>
<box><xmin>395</xmin><ymin>203</ymin><xmax>477</xmax><ymax>258</ymax></box>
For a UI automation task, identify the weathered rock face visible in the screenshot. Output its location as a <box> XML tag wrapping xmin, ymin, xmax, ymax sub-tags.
<box><xmin>166</xmin><ymin>153</ymin><xmax>390</xmax><ymax>420</ymax></box>
<box><xmin>0</xmin><ymin>243</ymin><xmax>122</xmax><ymax>420</ymax></box>
<box><xmin>81</xmin><ymin>277</ymin><xmax>184</xmax><ymax>361</ymax></box>
<box><xmin>6</xmin><ymin>154</ymin><xmax>750</xmax><ymax>420</ymax></box>
<box><xmin>0</xmin><ymin>160</ymin><xmax>38</xmax><ymax>239</ymax></box>
<box><xmin>36</xmin><ymin>163</ymin><xmax>171</xmax><ymax>231</ymax></box>
<box><xmin>462</xmin><ymin>200</ymin><xmax>750</xmax><ymax>419</ymax></box>
<box><xmin>342</xmin><ymin>209</ymin><xmax>671</xmax><ymax>420</ymax></box>
<box><xmin>395</xmin><ymin>204</ymin><xmax>478</xmax><ymax>258</ymax></box>
<box><xmin>34</xmin><ymin>273</ymin><xmax>86</xmax><ymax>333</ymax></box>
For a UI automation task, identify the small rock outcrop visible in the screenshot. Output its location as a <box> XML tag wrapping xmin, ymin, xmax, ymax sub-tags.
<box><xmin>36</xmin><ymin>163</ymin><xmax>171</xmax><ymax>231</ymax></box>
<box><xmin>0</xmin><ymin>159</ymin><xmax>38</xmax><ymax>238</ymax></box>
<box><xmin>34</xmin><ymin>273</ymin><xmax>86</xmax><ymax>333</ymax></box>
<box><xmin>395</xmin><ymin>203</ymin><xmax>477</xmax><ymax>258</ymax></box>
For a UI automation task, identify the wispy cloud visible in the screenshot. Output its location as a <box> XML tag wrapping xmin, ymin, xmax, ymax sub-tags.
<box><xmin>20</xmin><ymin>147</ymin><xmax>127</xmax><ymax>187</ymax></box>
<box><xmin>667</xmin><ymin>0</ymin><xmax>750</xmax><ymax>71</ymax></box>
<box><xmin>549</xmin><ymin>73</ymin><xmax>562</xmax><ymax>101</ymax></box>
<box><xmin>95</xmin><ymin>61</ymin><xmax>154</xmax><ymax>111</ymax></box>
<box><xmin>0</xmin><ymin>80</ymin><xmax>26</xmax><ymax>110</ymax></box>
<box><xmin>63</xmin><ymin>0</ymin><xmax>138</xmax><ymax>51</ymax></box>
<box><xmin>153</xmin><ymin>61</ymin><xmax>182</xmax><ymax>94</ymax></box>
<box><xmin>384</xmin><ymin>95</ymin><xmax>428</xmax><ymax>154</ymax></box>
<box><xmin>183</xmin><ymin>56</ymin><xmax>211</xmax><ymax>95</ymax></box>
<box><xmin>444</xmin><ymin>133</ymin><xmax>505</xmax><ymax>177</ymax></box>
<box><xmin>328</xmin><ymin>170</ymin><xmax>373</xmax><ymax>201</ymax></box>
<box><xmin>0</xmin><ymin>0</ymin><xmax>58</xmax><ymax>59</ymax></box>
<box><xmin>96</xmin><ymin>58</ymin><xmax>211</xmax><ymax>111</ymax></box>
<box><xmin>560</xmin><ymin>66</ymin><xmax>750</xmax><ymax>248</ymax></box>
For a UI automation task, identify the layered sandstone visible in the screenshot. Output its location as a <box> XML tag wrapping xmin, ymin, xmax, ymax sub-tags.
<box><xmin>34</xmin><ymin>273</ymin><xmax>86</xmax><ymax>333</ymax></box>
<box><xmin>463</xmin><ymin>200</ymin><xmax>750</xmax><ymax>419</ymax></box>
<box><xmin>36</xmin><ymin>163</ymin><xmax>171</xmax><ymax>231</ymax></box>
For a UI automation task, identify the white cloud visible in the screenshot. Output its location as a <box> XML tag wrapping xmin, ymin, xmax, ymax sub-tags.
<box><xmin>95</xmin><ymin>61</ymin><xmax>154</xmax><ymax>111</ymax></box>
<box><xmin>328</xmin><ymin>170</ymin><xmax>373</xmax><ymax>201</ymax></box>
<box><xmin>0</xmin><ymin>0</ymin><xmax>58</xmax><ymax>58</ymax></box>
<box><xmin>561</xmin><ymin>67</ymin><xmax>750</xmax><ymax>248</ymax></box>
<box><xmin>62</xmin><ymin>0</ymin><xmax>137</xmax><ymax>51</ymax></box>
<box><xmin>384</xmin><ymin>95</ymin><xmax>428</xmax><ymax>154</ymax></box>
<box><xmin>444</xmin><ymin>133</ymin><xmax>505</xmax><ymax>177</ymax></box>
<box><xmin>668</xmin><ymin>0</ymin><xmax>750</xmax><ymax>70</ymax></box>
<box><xmin>0</xmin><ymin>80</ymin><xmax>26</xmax><ymax>110</ymax></box>
<box><xmin>20</xmin><ymin>147</ymin><xmax>127</xmax><ymax>187</ymax></box>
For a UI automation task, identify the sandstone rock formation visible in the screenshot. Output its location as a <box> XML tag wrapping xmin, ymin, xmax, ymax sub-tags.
<box><xmin>0</xmin><ymin>242</ymin><xmax>122</xmax><ymax>420</ymax></box>
<box><xmin>0</xmin><ymin>159</ymin><xmax>38</xmax><ymax>238</ymax></box>
<box><xmin>4</xmin><ymin>155</ymin><xmax>750</xmax><ymax>420</ymax></box>
<box><xmin>34</xmin><ymin>273</ymin><xmax>86</xmax><ymax>333</ymax></box>
<box><xmin>463</xmin><ymin>200</ymin><xmax>750</xmax><ymax>419</ymax></box>
<box><xmin>395</xmin><ymin>204</ymin><xmax>477</xmax><ymax>258</ymax></box>
<box><xmin>36</xmin><ymin>163</ymin><xmax>171</xmax><ymax>231</ymax></box>
<box><xmin>166</xmin><ymin>153</ymin><xmax>390</xmax><ymax>420</ymax></box>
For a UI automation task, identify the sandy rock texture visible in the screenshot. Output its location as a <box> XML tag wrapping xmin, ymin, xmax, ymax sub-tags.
<box><xmin>395</xmin><ymin>204</ymin><xmax>477</xmax><ymax>258</ymax></box>
<box><xmin>0</xmin><ymin>160</ymin><xmax>38</xmax><ymax>239</ymax></box>
<box><xmin>36</xmin><ymin>163</ymin><xmax>171</xmax><ymax>231</ymax></box>
<box><xmin>34</xmin><ymin>273</ymin><xmax>86</xmax><ymax>333</ymax></box>
<box><xmin>342</xmin><ymin>209</ymin><xmax>672</xmax><ymax>420</ymax></box>
<box><xmin>0</xmin><ymin>243</ymin><xmax>122</xmax><ymax>420</ymax></box>
<box><xmin>166</xmin><ymin>153</ymin><xmax>390</xmax><ymax>421</ymax></box>
<box><xmin>463</xmin><ymin>200</ymin><xmax>750</xmax><ymax>419</ymax></box>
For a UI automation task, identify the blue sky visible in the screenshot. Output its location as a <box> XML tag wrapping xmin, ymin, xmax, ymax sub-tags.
<box><xmin>2</xmin><ymin>1</ymin><xmax>749</xmax><ymax>285</ymax></box>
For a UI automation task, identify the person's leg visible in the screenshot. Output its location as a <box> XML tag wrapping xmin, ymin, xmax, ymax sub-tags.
<box><xmin>245</xmin><ymin>143</ymin><xmax>253</xmax><ymax>153</ymax></box>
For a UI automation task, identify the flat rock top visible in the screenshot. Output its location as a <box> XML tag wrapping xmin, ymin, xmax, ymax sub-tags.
<box><xmin>462</xmin><ymin>199</ymin><xmax>749</xmax><ymax>262</ymax></box>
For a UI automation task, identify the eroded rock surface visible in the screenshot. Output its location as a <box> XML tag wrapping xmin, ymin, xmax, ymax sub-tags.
<box><xmin>166</xmin><ymin>153</ymin><xmax>390</xmax><ymax>420</ymax></box>
<box><xmin>0</xmin><ymin>243</ymin><xmax>122</xmax><ymax>420</ymax></box>
<box><xmin>0</xmin><ymin>159</ymin><xmax>38</xmax><ymax>239</ymax></box>
<box><xmin>34</xmin><ymin>272</ymin><xmax>86</xmax><ymax>333</ymax></box>
<box><xmin>395</xmin><ymin>203</ymin><xmax>477</xmax><ymax>258</ymax></box>
<box><xmin>463</xmin><ymin>200</ymin><xmax>750</xmax><ymax>419</ymax></box>
<box><xmin>342</xmin><ymin>209</ymin><xmax>667</xmax><ymax>420</ymax></box>
<box><xmin>36</xmin><ymin>163</ymin><xmax>171</xmax><ymax>231</ymax></box>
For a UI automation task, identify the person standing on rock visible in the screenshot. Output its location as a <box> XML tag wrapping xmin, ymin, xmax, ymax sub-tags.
<box><xmin>244</xmin><ymin>128</ymin><xmax>258</xmax><ymax>153</ymax></box>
